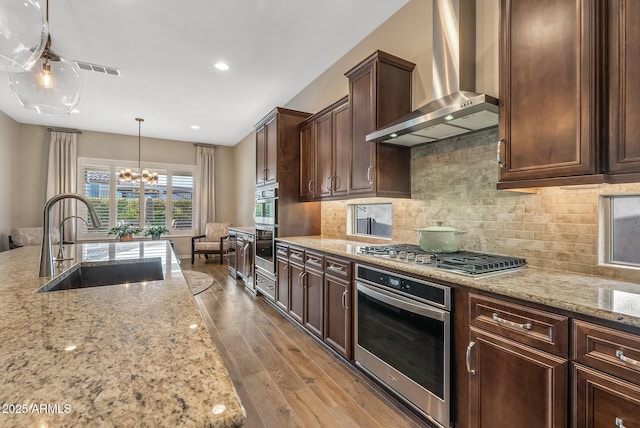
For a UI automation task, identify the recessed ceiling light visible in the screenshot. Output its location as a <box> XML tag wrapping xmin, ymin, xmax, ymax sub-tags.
<box><xmin>191</xmin><ymin>125</ymin><xmax>200</xmax><ymax>130</ymax></box>
<box><xmin>214</xmin><ymin>62</ymin><xmax>229</xmax><ymax>71</ymax></box>
<box><xmin>445</xmin><ymin>114</ymin><xmax>454</xmax><ymax>121</ymax></box>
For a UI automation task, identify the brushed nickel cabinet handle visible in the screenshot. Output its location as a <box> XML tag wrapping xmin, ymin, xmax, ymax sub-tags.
<box><xmin>616</xmin><ymin>350</ymin><xmax>640</xmax><ymax>367</ymax></box>
<box><xmin>326</xmin><ymin>176</ymin><xmax>332</xmax><ymax>191</ymax></box>
<box><xmin>308</xmin><ymin>180</ymin><xmax>313</xmax><ymax>193</ymax></box>
<box><xmin>297</xmin><ymin>271</ymin><xmax>303</xmax><ymax>286</ymax></box>
<box><xmin>341</xmin><ymin>289</ymin><xmax>349</xmax><ymax>310</ymax></box>
<box><xmin>307</xmin><ymin>257</ymin><xmax>321</xmax><ymax>264</ymax></box>
<box><xmin>327</xmin><ymin>264</ymin><xmax>345</xmax><ymax>272</ymax></box>
<box><xmin>497</xmin><ymin>139</ymin><xmax>505</xmax><ymax>167</ymax></box>
<box><xmin>492</xmin><ymin>312</ymin><xmax>532</xmax><ymax>330</ymax></box>
<box><xmin>366</xmin><ymin>165</ymin><xmax>374</xmax><ymax>185</ymax></box>
<box><xmin>466</xmin><ymin>341</ymin><xmax>476</xmax><ymax>375</ymax></box>
<box><xmin>616</xmin><ymin>417</ymin><xmax>625</xmax><ymax>428</ymax></box>
<box><xmin>301</xmin><ymin>271</ymin><xmax>308</xmax><ymax>288</ymax></box>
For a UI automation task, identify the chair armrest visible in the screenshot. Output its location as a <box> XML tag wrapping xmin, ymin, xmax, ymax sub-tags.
<box><xmin>219</xmin><ymin>235</ymin><xmax>229</xmax><ymax>247</ymax></box>
<box><xmin>192</xmin><ymin>234</ymin><xmax>206</xmax><ymax>243</ymax></box>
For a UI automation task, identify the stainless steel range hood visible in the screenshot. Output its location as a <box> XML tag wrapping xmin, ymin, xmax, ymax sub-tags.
<box><xmin>366</xmin><ymin>0</ymin><xmax>498</xmax><ymax>147</ymax></box>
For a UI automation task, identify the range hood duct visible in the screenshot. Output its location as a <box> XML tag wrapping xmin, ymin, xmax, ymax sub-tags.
<box><xmin>366</xmin><ymin>0</ymin><xmax>498</xmax><ymax>147</ymax></box>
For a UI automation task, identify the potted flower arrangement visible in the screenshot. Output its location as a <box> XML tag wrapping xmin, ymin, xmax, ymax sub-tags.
<box><xmin>144</xmin><ymin>224</ymin><xmax>170</xmax><ymax>240</ymax></box>
<box><xmin>107</xmin><ymin>223</ymin><xmax>143</xmax><ymax>242</ymax></box>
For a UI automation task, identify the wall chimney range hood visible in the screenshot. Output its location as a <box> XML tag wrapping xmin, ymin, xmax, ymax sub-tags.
<box><xmin>366</xmin><ymin>0</ymin><xmax>498</xmax><ymax>147</ymax></box>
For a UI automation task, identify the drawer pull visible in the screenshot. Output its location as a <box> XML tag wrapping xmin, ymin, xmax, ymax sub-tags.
<box><xmin>327</xmin><ymin>264</ymin><xmax>345</xmax><ymax>272</ymax></box>
<box><xmin>266</xmin><ymin>284</ymin><xmax>275</xmax><ymax>290</ymax></box>
<box><xmin>307</xmin><ymin>257</ymin><xmax>321</xmax><ymax>264</ymax></box>
<box><xmin>492</xmin><ymin>313</ymin><xmax>532</xmax><ymax>330</ymax></box>
<box><xmin>616</xmin><ymin>350</ymin><xmax>640</xmax><ymax>367</ymax></box>
<box><xmin>466</xmin><ymin>341</ymin><xmax>476</xmax><ymax>375</ymax></box>
<box><xmin>341</xmin><ymin>289</ymin><xmax>349</xmax><ymax>310</ymax></box>
<box><xmin>616</xmin><ymin>417</ymin><xmax>625</xmax><ymax>428</ymax></box>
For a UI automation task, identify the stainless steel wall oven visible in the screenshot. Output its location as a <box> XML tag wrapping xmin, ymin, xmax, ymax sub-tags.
<box><xmin>355</xmin><ymin>264</ymin><xmax>452</xmax><ymax>428</ymax></box>
<box><xmin>254</xmin><ymin>225</ymin><xmax>275</xmax><ymax>274</ymax></box>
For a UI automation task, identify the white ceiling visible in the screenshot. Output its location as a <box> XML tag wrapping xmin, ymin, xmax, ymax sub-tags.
<box><xmin>0</xmin><ymin>0</ymin><xmax>408</xmax><ymax>146</ymax></box>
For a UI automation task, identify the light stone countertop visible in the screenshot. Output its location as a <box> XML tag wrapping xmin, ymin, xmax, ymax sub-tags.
<box><xmin>0</xmin><ymin>241</ymin><xmax>246</xmax><ymax>428</ymax></box>
<box><xmin>228</xmin><ymin>227</ymin><xmax>255</xmax><ymax>235</ymax></box>
<box><xmin>276</xmin><ymin>236</ymin><xmax>640</xmax><ymax>329</ymax></box>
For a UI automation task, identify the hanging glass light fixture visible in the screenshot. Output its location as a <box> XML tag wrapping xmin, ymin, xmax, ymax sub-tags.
<box><xmin>7</xmin><ymin>0</ymin><xmax>82</xmax><ymax>116</ymax></box>
<box><xmin>119</xmin><ymin>118</ymin><xmax>158</xmax><ymax>185</ymax></box>
<box><xmin>0</xmin><ymin>0</ymin><xmax>49</xmax><ymax>73</ymax></box>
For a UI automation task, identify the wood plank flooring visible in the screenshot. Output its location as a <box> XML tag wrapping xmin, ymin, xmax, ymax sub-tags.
<box><xmin>183</xmin><ymin>260</ymin><xmax>429</xmax><ymax>428</ymax></box>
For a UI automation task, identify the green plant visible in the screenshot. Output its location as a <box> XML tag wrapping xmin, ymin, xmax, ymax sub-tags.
<box><xmin>144</xmin><ymin>224</ymin><xmax>170</xmax><ymax>237</ymax></box>
<box><xmin>107</xmin><ymin>223</ymin><xmax>143</xmax><ymax>238</ymax></box>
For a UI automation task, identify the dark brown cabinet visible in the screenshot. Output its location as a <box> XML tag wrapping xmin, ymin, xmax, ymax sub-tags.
<box><xmin>498</xmin><ymin>0</ymin><xmax>601</xmax><ymax>188</ymax></box>
<box><xmin>275</xmin><ymin>244</ymin><xmax>289</xmax><ymax>312</ymax></box>
<box><xmin>608</xmin><ymin>0</ymin><xmax>640</xmax><ymax>182</ymax></box>
<box><xmin>255</xmin><ymin>107</ymin><xmax>310</xmax><ymax>188</ymax></box>
<box><xmin>304</xmin><ymin>251</ymin><xmax>324</xmax><ymax>339</ymax></box>
<box><xmin>344</xmin><ymin>51</ymin><xmax>414</xmax><ymax>198</ymax></box>
<box><xmin>466</xmin><ymin>294</ymin><xmax>569</xmax><ymax>428</ymax></box>
<box><xmin>572</xmin><ymin>319</ymin><xmax>640</xmax><ymax>427</ymax></box>
<box><xmin>288</xmin><ymin>247</ymin><xmax>305</xmax><ymax>324</ymax></box>
<box><xmin>323</xmin><ymin>256</ymin><xmax>352</xmax><ymax>360</ymax></box>
<box><xmin>299</xmin><ymin>97</ymin><xmax>350</xmax><ymax>201</ymax></box>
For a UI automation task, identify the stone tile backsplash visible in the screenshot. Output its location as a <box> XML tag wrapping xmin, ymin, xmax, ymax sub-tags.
<box><xmin>321</xmin><ymin>128</ymin><xmax>640</xmax><ymax>282</ymax></box>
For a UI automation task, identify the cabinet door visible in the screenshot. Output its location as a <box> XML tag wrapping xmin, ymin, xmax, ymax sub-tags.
<box><xmin>468</xmin><ymin>327</ymin><xmax>568</xmax><ymax>428</ymax></box>
<box><xmin>255</xmin><ymin>126</ymin><xmax>266</xmax><ymax>186</ymax></box>
<box><xmin>349</xmin><ymin>66</ymin><xmax>376</xmax><ymax>195</ymax></box>
<box><xmin>276</xmin><ymin>257</ymin><xmax>289</xmax><ymax>312</ymax></box>
<box><xmin>332</xmin><ymin>101</ymin><xmax>350</xmax><ymax>198</ymax></box>
<box><xmin>264</xmin><ymin>115</ymin><xmax>278</xmax><ymax>185</ymax></box>
<box><xmin>314</xmin><ymin>110</ymin><xmax>334</xmax><ymax>199</ymax></box>
<box><xmin>608</xmin><ymin>0</ymin><xmax>640</xmax><ymax>176</ymax></box>
<box><xmin>573</xmin><ymin>363</ymin><xmax>640</xmax><ymax>428</ymax></box>
<box><xmin>289</xmin><ymin>262</ymin><xmax>304</xmax><ymax>324</ymax></box>
<box><xmin>299</xmin><ymin>122</ymin><xmax>314</xmax><ymax>200</ymax></box>
<box><xmin>324</xmin><ymin>275</ymin><xmax>351</xmax><ymax>359</ymax></box>
<box><xmin>304</xmin><ymin>267</ymin><xmax>324</xmax><ymax>339</ymax></box>
<box><xmin>236</xmin><ymin>237</ymin><xmax>245</xmax><ymax>277</ymax></box>
<box><xmin>499</xmin><ymin>0</ymin><xmax>598</xmax><ymax>183</ymax></box>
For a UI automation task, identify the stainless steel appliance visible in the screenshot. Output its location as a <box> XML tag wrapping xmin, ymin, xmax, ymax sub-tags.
<box><xmin>358</xmin><ymin>244</ymin><xmax>526</xmax><ymax>276</ymax></box>
<box><xmin>254</xmin><ymin>225</ymin><xmax>275</xmax><ymax>274</ymax></box>
<box><xmin>236</xmin><ymin>232</ymin><xmax>254</xmax><ymax>291</ymax></box>
<box><xmin>227</xmin><ymin>230</ymin><xmax>237</xmax><ymax>278</ymax></box>
<box><xmin>255</xmin><ymin>187</ymin><xmax>277</xmax><ymax>225</ymax></box>
<box><xmin>355</xmin><ymin>264</ymin><xmax>452</xmax><ymax>428</ymax></box>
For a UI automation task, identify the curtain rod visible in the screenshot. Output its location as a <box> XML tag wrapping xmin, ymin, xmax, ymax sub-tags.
<box><xmin>193</xmin><ymin>143</ymin><xmax>218</xmax><ymax>148</ymax></box>
<box><xmin>47</xmin><ymin>127</ymin><xmax>83</xmax><ymax>134</ymax></box>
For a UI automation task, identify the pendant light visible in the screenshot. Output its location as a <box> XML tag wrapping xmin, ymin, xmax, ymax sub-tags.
<box><xmin>0</xmin><ymin>0</ymin><xmax>49</xmax><ymax>73</ymax></box>
<box><xmin>7</xmin><ymin>0</ymin><xmax>82</xmax><ymax>116</ymax></box>
<box><xmin>119</xmin><ymin>118</ymin><xmax>158</xmax><ymax>185</ymax></box>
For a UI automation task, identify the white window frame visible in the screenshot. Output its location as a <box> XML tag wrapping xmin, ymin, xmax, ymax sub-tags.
<box><xmin>77</xmin><ymin>157</ymin><xmax>197</xmax><ymax>240</ymax></box>
<box><xmin>600</xmin><ymin>194</ymin><xmax>640</xmax><ymax>270</ymax></box>
<box><xmin>347</xmin><ymin>202</ymin><xmax>393</xmax><ymax>239</ymax></box>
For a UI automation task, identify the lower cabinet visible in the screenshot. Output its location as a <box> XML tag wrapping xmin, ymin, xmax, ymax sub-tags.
<box><xmin>254</xmin><ymin>269</ymin><xmax>275</xmax><ymax>300</ymax></box>
<box><xmin>468</xmin><ymin>327</ymin><xmax>568</xmax><ymax>428</ymax></box>
<box><xmin>273</xmin><ymin>243</ymin><xmax>353</xmax><ymax>360</ymax></box>
<box><xmin>323</xmin><ymin>256</ymin><xmax>352</xmax><ymax>359</ymax></box>
<box><xmin>466</xmin><ymin>293</ymin><xmax>569</xmax><ymax>428</ymax></box>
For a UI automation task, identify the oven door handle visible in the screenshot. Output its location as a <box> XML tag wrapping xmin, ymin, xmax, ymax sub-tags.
<box><xmin>356</xmin><ymin>282</ymin><xmax>448</xmax><ymax>322</ymax></box>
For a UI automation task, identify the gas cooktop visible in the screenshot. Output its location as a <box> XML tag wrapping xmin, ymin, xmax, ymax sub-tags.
<box><xmin>358</xmin><ymin>244</ymin><xmax>526</xmax><ymax>276</ymax></box>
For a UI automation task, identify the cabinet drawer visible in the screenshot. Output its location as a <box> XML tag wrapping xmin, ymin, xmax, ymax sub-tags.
<box><xmin>469</xmin><ymin>293</ymin><xmax>569</xmax><ymax>357</ymax></box>
<box><xmin>324</xmin><ymin>256</ymin><xmax>351</xmax><ymax>280</ymax></box>
<box><xmin>573</xmin><ymin>320</ymin><xmax>640</xmax><ymax>385</ymax></box>
<box><xmin>255</xmin><ymin>270</ymin><xmax>275</xmax><ymax>301</ymax></box>
<box><xmin>305</xmin><ymin>250</ymin><xmax>324</xmax><ymax>271</ymax></box>
<box><xmin>289</xmin><ymin>247</ymin><xmax>305</xmax><ymax>264</ymax></box>
<box><xmin>276</xmin><ymin>244</ymin><xmax>289</xmax><ymax>259</ymax></box>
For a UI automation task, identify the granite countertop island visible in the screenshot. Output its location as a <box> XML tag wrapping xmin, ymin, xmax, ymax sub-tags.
<box><xmin>276</xmin><ymin>236</ymin><xmax>640</xmax><ymax>329</ymax></box>
<box><xmin>0</xmin><ymin>241</ymin><xmax>246</xmax><ymax>427</ymax></box>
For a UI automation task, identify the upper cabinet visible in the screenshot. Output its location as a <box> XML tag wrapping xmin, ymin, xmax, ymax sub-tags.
<box><xmin>345</xmin><ymin>51</ymin><xmax>414</xmax><ymax>198</ymax></box>
<box><xmin>299</xmin><ymin>97</ymin><xmax>350</xmax><ymax>201</ymax></box>
<box><xmin>498</xmin><ymin>0</ymin><xmax>640</xmax><ymax>189</ymax></box>
<box><xmin>608</xmin><ymin>0</ymin><xmax>640</xmax><ymax>182</ymax></box>
<box><xmin>256</xmin><ymin>107</ymin><xmax>311</xmax><ymax>188</ymax></box>
<box><xmin>497</xmin><ymin>0</ymin><xmax>602</xmax><ymax>189</ymax></box>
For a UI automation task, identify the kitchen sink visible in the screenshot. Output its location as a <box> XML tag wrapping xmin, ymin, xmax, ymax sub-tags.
<box><xmin>36</xmin><ymin>258</ymin><xmax>164</xmax><ymax>293</ymax></box>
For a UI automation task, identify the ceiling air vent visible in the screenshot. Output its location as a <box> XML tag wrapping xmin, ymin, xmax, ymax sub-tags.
<box><xmin>74</xmin><ymin>61</ymin><xmax>121</xmax><ymax>76</ymax></box>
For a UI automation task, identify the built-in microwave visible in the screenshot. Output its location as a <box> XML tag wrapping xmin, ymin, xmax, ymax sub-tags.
<box><xmin>255</xmin><ymin>188</ymin><xmax>277</xmax><ymax>225</ymax></box>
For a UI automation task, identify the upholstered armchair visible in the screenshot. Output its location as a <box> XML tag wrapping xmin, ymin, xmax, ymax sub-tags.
<box><xmin>191</xmin><ymin>223</ymin><xmax>231</xmax><ymax>264</ymax></box>
<box><xmin>9</xmin><ymin>227</ymin><xmax>59</xmax><ymax>249</ymax></box>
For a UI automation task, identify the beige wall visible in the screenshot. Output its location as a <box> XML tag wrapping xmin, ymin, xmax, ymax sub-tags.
<box><xmin>0</xmin><ymin>111</ymin><xmax>19</xmax><ymax>251</ymax></box>
<box><xmin>234</xmin><ymin>132</ymin><xmax>257</xmax><ymax>227</ymax></box>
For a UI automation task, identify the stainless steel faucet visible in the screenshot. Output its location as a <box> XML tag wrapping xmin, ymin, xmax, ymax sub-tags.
<box><xmin>39</xmin><ymin>193</ymin><xmax>103</xmax><ymax>277</ymax></box>
<box><xmin>55</xmin><ymin>215</ymin><xmax>90</xmax><ymax>267</ymax></box>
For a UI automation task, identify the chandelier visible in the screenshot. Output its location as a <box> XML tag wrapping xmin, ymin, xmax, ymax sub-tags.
<box><xmin>0</xmin><ymin>0</ymin><xmax>49</xmax><ymax>73</ymax></box>
<box><xmin>118</xmin><ymin>118</ymin><xmax>158</xmax><ymax>185</ymax></box>
<box><xmin>6</xmin><ymin>0</ymin><xmax>82</xmax><ymax>116</ymax></box>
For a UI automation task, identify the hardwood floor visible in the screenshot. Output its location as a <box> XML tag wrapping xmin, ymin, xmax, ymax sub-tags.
<box><xmin>183</xmin><ymin>260</ymin><xmax>429</xmax><ymax>428</ymax></box>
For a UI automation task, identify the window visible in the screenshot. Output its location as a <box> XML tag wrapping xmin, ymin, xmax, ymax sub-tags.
<box><xmin>78</xmin><ymin>158</ymin><xmax>195</xmax><ymax>239</ymax></box>
<box><xmin>602</xmin><ymin>195</ymin><xmax>640</xmax><ymax>266</ymax></box>
<box><xmin>348</xmin><ymin>203</ymin><xmax>392</xmax><ymax>238</ymax></box>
